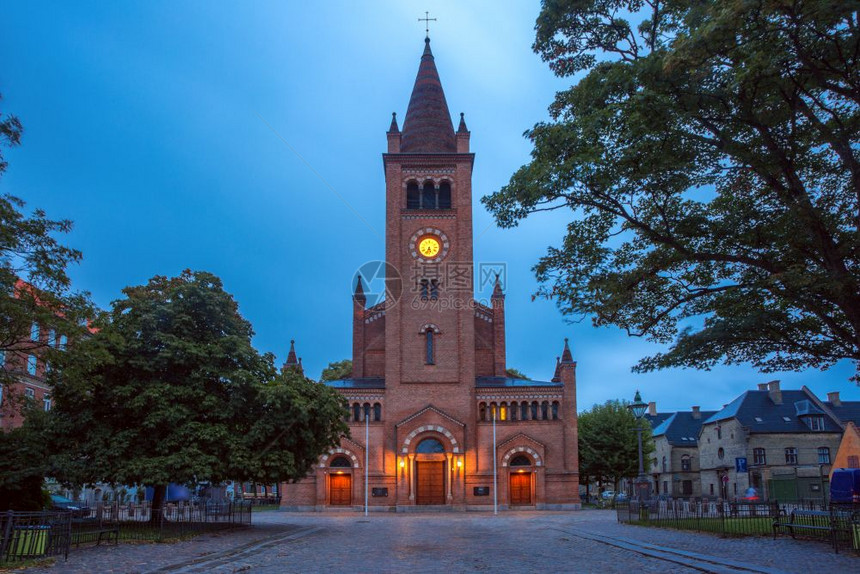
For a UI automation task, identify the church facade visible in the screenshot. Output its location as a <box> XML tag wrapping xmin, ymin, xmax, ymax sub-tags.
<box><xmin>280</xmin><ymin>38</ymin><xmax>580</xmax><ymax>511</ymax></box>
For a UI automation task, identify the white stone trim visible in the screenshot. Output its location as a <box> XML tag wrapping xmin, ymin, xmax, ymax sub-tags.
<box><xmin>319</xmin><ymin>447</ymin><xmax>360</xmax><ymax>469</ymax></box>
<box><xmin>401</xmin><ymin>425</ymin><xmax>460</xmax><ymax>454</ymax></box>
<box><xmin>501</xmin><ymin>446</ymin><xmax>542</xmax><ymax>467</ymax></box>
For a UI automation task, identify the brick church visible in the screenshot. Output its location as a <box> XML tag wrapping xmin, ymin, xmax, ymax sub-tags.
<box><xmin>279</xmin><ymin>37</ymin><xmax>580</xmax><ymax>511</ymax></box>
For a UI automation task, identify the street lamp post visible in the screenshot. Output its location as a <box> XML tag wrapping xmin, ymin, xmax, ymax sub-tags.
<box><xmin>628</xmin><ymin>390</ymin><xmax>650</xmax><ymax>503</ymax></box>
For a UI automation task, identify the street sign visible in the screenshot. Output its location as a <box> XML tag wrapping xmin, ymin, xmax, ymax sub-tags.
<box><xmin>722</xmin><ymin>474</ymin><xmax>729</xmax><ymax>483</ymax></box>
<box><xmin>736</xmin><ymin>457</ymin><xmax>748</xmax><ymax>473</ymax></box>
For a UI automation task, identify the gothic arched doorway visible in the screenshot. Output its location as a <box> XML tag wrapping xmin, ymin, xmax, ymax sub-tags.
<box><xmin>415</xmin><ymin>438</ymin><xmax>446</xmax><ymax>505</ymax></box>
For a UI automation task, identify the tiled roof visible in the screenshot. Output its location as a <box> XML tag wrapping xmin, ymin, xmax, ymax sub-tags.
<box><xmin>826</xmin><ymin>400</ymin><xmax>860</xmax><ymax>425</ymax></box>
<box><xmin>475</xmin><ymin>376</ymin><xmax>563</xmax><ymax>388</ymax></box>
<box><xmin>703</xmin><ymin>389</ymin><xmax>842</xmax><ymax>433</ymax></box>
<box><xmin>645</xmin><ymin>413</ymin><xmax>672</xmax><ymax>429</ymax></box>
<box><xmin>400</xmin><ymin>38</ymin><xmax>456</xmax><ymax>153</ymax></box>
<box><xmin>324</xmin><ymin>378</ymin><xmax>385</xmax><ymax>389</ymax></box>
<box><xmin>653</xmin><ymin>410</ymin><xmax>717</xmax><ymax>446</ymax></box>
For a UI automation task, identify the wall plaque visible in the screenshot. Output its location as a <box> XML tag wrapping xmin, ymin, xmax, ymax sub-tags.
<box><xmin>371</xmin><ymin>487</ymin><xmax>388</xmax><ymax>497</ymax></box>
<box><xmin>473</xmin><ymin>486</ymin><xmax>490</xmax><ymax>496</ymax></box>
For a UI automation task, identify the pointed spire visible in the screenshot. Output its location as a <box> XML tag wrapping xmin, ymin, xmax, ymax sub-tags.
<box><xmin>560</xmin><ymin>338</ymin><xmax>574</xmax><ymax>364</ymax></box>
<box><xmin>285</xmin><ymin>339</ymin><xmax>298</xmax><ymax>366</ymax></box>
<box><xmin>491</xmin><ymin>273</ymin><xmax>504</xmax><ymax>299</ymax></box>
<box><xmin>388</xmin><ymin>112</ymin><xmax>399</xmax><ymax>133</ymax></box>
<box><xmin>297</xmin><ymin>357</ymin><xmax>304</xmax><ymax>376</ymax></box>
<box><xmin>457</xmin><ymin>112</ymin><xmax>468</xmax><ymax>133</ymax></box>
<box><xmin>354</xmin><ymin>273</ymin><xmax>366</xmax><ymax>305</ymax></box>
<box><xmin>551</xmin><ymin>356</ymin><xmax>561</xmax><ymax>382</ymax></box>
<box><xmin>400</xmin><ymin>37</ymin><xmax>456</xmax><ymax>153</ymax></box>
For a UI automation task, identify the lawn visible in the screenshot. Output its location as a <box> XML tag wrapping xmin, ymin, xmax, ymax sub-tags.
<box><xmin>629</xmin><ymin>516</ymin><xmax>774</xmax><ymax>537</ymax></box>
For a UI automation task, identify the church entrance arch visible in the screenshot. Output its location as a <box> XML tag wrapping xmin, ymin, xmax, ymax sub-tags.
<box><xmin>508</xmin><ymin>455</ymin><xmax>533</xmax><ymax>506</ymax></box>
<box><xmin>415</xmin><ymin>437</ymin><xmax>446</xmax><ymax>505</ymax></box>
<box><xmin>328</xmin><ymin>455</ymin><xmax>353</xmax><ymax>506</ymax></box>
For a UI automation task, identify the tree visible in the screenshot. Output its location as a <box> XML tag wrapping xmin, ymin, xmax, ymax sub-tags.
<box><xmin>578</xmin><ymin>400</ymin><xmax>654</xmax><ymax>497</ymax></box>
<box><xmin>483</xmin><ymin>1</ymin><xmax>860</xmax><ymax>382</ymax></box>
<box><xmin>0</xmin><ymin>94</ymin><xmax>93</xmax><ymax>377</ymax></box>
<box><xmin>0</xmin><ymin>408</ymin><xmax>51</xmax><ymax>510</ymax></box>
<box><xmin>49</xmin><ymin>270</ymin><xmax>348</xmax><ymax>517</ymax></box>
<box><xmin>320</xmin><ymin>359</ymin><xmax>352</xmax><ymax>382</ymax></box>
<box><xmin>505</xmin><ymin>367</ymin><xmax>529</xmax><ymax>379</ymax></box>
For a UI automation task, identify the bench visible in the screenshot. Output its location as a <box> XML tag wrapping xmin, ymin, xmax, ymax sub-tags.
<box><xmin>772</xmin><ymin>509</ymin><xmax>842</xmax><ymax>552</ymax></box>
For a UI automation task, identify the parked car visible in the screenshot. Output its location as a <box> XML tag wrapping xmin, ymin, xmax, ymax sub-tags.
<box><xmin>600</xmin><ymin>491</ymin><xmax>615</xmax><ymax>500</ymax></box>
<box><xmin>50</xmin><ymin>494</ymin><xmax>90</xmax><ymax>518</ymax></box>
<box><xmin>615</xmin><ymin>492</ymin><xmax>628</xmax><ymax>501</ymax></box>
<box><xmin>830</xmin><ymin>468</ymin><xmax>860</xmax><ymax>503</ymax></box>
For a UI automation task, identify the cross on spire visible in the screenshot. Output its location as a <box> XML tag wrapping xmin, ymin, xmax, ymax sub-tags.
<box><xmin>418</xmin><ymin>11</ymin><xmax>436</xmax><ymax>38</ymax></box>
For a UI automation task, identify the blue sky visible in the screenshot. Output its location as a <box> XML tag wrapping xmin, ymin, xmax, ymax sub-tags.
<box><xmin>1</xmin><ymin>1</ymin><xmax>857</xmax><ymax>412</ymax></box>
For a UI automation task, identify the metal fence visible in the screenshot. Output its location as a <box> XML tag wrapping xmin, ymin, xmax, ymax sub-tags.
<box><xmin>1</xmin><ymin>511</ymin><xmax>72</xmax><ymax>562</ymax></box>
<box><xmin>616</xmin><ymin>498</ymin><xmax>860</xmax><ymax>553</ymax></box>
<box><xmin>1</xmin><ymin>501</ymin><xmax>252</xmax><ymax>563</ymax></box>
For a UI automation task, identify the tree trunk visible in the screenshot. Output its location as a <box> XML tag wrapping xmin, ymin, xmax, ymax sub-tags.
<box><xmin>149</xmin><ymin>484</ymin><xmax>167</xmax><ymax>525</ymax></box>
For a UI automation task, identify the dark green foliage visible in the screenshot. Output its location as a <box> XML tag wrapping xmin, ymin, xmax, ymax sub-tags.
<box><xmin>505</xmin><ymin>368</ymin><xmax>529</xmax><ymax>379</ymax></box>
<box><xmin>578</xmin><ymin>400</ymin><xmax>654</xmax><ymax>491</ymax></box>
<box><xmin>0</xmin><ymin>409</ymin><xmax>51</xmax><ymax>510</ymax></box>
<box><xmin>320</xmin><ymin>359</ymin><xmax>352</xmax><ymax>382</ymax></box>
<box><xmin>49</xmin><ymin>270</ymin><xmax>348</xmax><ymax>497</ymax></box>
<box><xmin>483</xmin><ymin>1</ymin><xmax>860</xmax><ymax>382</ymax></box>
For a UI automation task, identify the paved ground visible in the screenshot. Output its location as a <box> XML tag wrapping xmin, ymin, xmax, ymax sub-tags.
<box><xmin>20</xmin><ymin>509</ymin><xmax>859</xmax><ymax>573</ymax></box>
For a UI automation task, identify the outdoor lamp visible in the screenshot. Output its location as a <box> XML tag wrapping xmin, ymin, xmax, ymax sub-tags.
<box><xmin>629</xmin><ymin>390</ymin><xmax>647</xmax><ymax>419</ymax></box>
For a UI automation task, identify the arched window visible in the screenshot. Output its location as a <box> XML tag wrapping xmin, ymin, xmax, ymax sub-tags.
<box><xmin>363</xmin><ymin>403</ymin><xmax>371</xmax><ymax>421</ymax></box>
<box><xmin>662</xmin><ymin>456</ymin><xmax>668</xmax><ymax>471</ymax></box>
<box><xmin>353</xmin><ymin>403</ymin><xmax>361</xmax><ymax>422</ymax></box>
<box><xmin>510</xmin><ymin>403</ymin><xmax>518</xmax><ymax>421</ymax></box>
<box><xmin>551</xmin><ymin>401</ymin><xmax>559</xmax><ymax>420</ymax></box>
<box><xmin>681</xmin><ymin>455</ymin><xmax>691</xmax><ymax>471</ymax></box>
<box><xmin>541</xmin><ymin>401</ymin><xmax>549</xmax><ymax>420</ymax></box>
<box><xmin>416</xmin><ymin>438</ymin><xmax>445</xmax><ymax>454</ymax></box>
<box><xmin>421</xmin><ymin>181</ymin><xmax>436</xmax><ymax>209</ymax></box>
<box><xmin>406</xmin><ymin>181</ymin><xmax>420</xmax><ymax>209</ymax></box>
<box><xmin>510</xmin><ymin>455</ymin><xmax>531</xmax><ymax>467</ymax></box>
<box><xmin>430</xmin><ymin>279</ymin><xmax>439</xmax><ymax>300</ymax></box>
<box><xmin>373</xmin><ymin>403</ymin><xmax>382</xmax><ymax>422</ymax></box>
<box><xmin>500</xmin><ymin>402</ymin><xmax>508</xmax><ymax>421</ymax></box>
<box><xmin>530</xmin><ymin>401</ymin><xmax>539</xmax><ymax>420</ymax></box>
<box><xmin>420</xmin><ymin>279</ymin><xmax>429</xmax><ymax>300</ymax></box>
<box><xmin>438</xmin><ymin>181</ymin><xmax>452</xmax><ymax>209</ymax></box>
<box><xmin>490</xmin><ymin>402</ymin><xmax>498</xmax><ymax>420</ymax></box>
<box><xmin>425</xmin><ymin>329</ymin><xmax>435</xmax><ymax>364</ymax></box>
<box><xmin>344</xmin><ymin>407</ymin><xmax>351</xmax><ymax>422</ymax></box>
<box><xmin>330</xmin><ymin>456</ymin><xmax>351</xmax><ymax>468</ymax></box>
<box><xmin>521</xmin><ymin>402</ymin><xmax>529</xmax><ymax>421</ymax></box>
<box><xmin>479</xmin><ymin>402</ymin><xmax>487</xmax><ymax>422</ymax></box>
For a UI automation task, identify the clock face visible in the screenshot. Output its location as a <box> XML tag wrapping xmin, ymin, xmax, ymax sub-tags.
<box><xmin>417</xmin><ymin>236</ymin><xmax>441</xmax><ymax>259</ymax></box>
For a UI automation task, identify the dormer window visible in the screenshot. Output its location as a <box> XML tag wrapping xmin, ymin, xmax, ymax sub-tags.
<box><xmin>806</xmin><ymin>416</ymin><xmax>825</xmax><ymax>431</ymax></box>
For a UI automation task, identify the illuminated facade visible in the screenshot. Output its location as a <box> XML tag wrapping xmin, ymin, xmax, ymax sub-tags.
<box><xmin>280</xmin><ymin>37</ymin><xmax>580</xmax><ymax>511</ymax></box>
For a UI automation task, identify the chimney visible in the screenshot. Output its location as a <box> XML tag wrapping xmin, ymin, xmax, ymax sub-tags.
<box><xmin>827</xmin><ymin>391</ymin><xmax>842</xmax><ymax>407</ymax></box>
<box><xmin>767</xmin><ymin>380</ymin><xmax>782</xmax><ymax>405</ymax></box>
<box><xmin>648</xmin><ymin>401</ymin><xmax>657</xmax><ymax>416</ymax></box>
<box><xmin>757</xmin><ymin>383</ymin><xmax>768</xmax><ymax>391</ymax></box>
<box><xmin>691</xmin><ymin>406</ymin><xmax>701</xmax><ymax>419</ymax></box>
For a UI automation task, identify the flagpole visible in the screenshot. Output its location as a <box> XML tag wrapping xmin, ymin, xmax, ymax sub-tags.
<box><xmin>365</xmin><ymin>409</ymin><xmax>369</xmax><ymax>517</ymax></box>
<box><xmin>493</xmin><ymin>407</ymin><xmax>498</xmax><ymax>515</ymax></box>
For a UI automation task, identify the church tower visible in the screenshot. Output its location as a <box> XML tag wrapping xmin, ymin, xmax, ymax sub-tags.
<box><xmin>280</xmin><ymin>35</ymin><xmax>580</xmax><ymax>512</ymax></box>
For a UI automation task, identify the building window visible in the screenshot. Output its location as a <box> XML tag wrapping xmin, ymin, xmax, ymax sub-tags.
<box><xmin>25</xmin><ymin>387</ymin><xmax>35</xmax><ymax>400</ymax></box>
<box><xmin>499</xmin><ymin>402</ymin><xmax>508</xmax><ymax>421</ymax></box>
<box><xmin>353</xmin><ymin>403</ymin><xmax>361</xmax><ymax>422</ymax></box>
<box><xmin>682</xmin><ymin>480</ymin><xmax>693</xmax><ymax>495</ymax></box>
<box><xmin>43</xmin><ymin>395</ymin><xmax>52</xmax><ymax>411</ymax></box>
<box><xmin>807</xmin><ymin>416</ymin><xmax>826</xmax><ymax>431</ymax></box>
<box><xmin>438</xmin><ymin>181</ymin><xmax>452</xmax><ymax>209</ymax></box>
<box><xmin>681</xmin><ymin>456</ymin><xmax>691</xmax><ymax>472</ymax></box>
<box><xmin>330</xmin><ymin>456</ymin><xmax>351</xmax><ymax>468</ymax></box>
<box><xmin>27</xmin><ymin>355</ymin><xmax>38</xmax><ymax>376</ymax></box>
<box><xmin>818</xmin><ymin>447</ymin><xmax>830</xmax><ymax>464</ymax></box>
<box><xmin>363</xmin><ymin>403</ymin><xmax>371</xmax><ymax>421</ymax></box>
<box><xmin>510</xmin><ymin>403</ymin><xmax>518</xmax><ymax>421</ymax></box>
<box><xmin>663</xmin><ymin>481</ymin><xmax>668</xmax><ymax>494</ymax></box>
<box><xmin>479</xmin><ymin>402</ymin><xmax>487</xmax><ymax>421</ymax></box>
<box><xmin>716</xmin><ymin>426</ymin><xmax>722</xmax><ymax>440</ymax></box>
<box><xmin>530</xmin><ymin>401</ymin><xmax>538</xmax><ymax>420</ymax></box>
<box><xmin>58</xmin><ymin>334</ymin><xmax>67</xmax><ymax>350</ymax></box>
<box><xmin>425</xmin><ymin>330</ymin><xmax>434</xmax><ymax>364</ymax></box>
<box><xmin>373</xmin><ymin>403</ymin><xmax>381</xmax><ymax>422</ymax></box>
<box><xmin>419</xmin><ymin>279</ymin><xmax>438</xmax><ymax>301</ymax></box>
<box><xmin>521</xmin><ymin>402</ymin><xmax>528</xmax><ymax>421</ymax></box>
<box><xmin>709</xmin><ymin>484</ymin><xmax>714</xmax><ymax>496</ymax></box>
<box><xmin>415</xmin><ymin>438</ymin><xmax>445</xmax><ymax>454</ymax></box>
<box><xmin>406</xmin><ymin>181</ymin><xmax>420</xmax><ymax>209</ymax></box>
<box><xmin>30</xmin><ymin>323</ymin><xmax>40</xmax><ymax>341</ymax></box>
<box><xmin>510</xmin><ymin>455</ymin><xmax>531</xmax><ymax>466</ymax></box>
<box><xmin>48</xmin><ymin>329</ymin><xmax>56</xmax><ymax>347</ymax></box>
<box><xmin>753</xmin><ymin>448</ymin><xmax>766</xmax><ymax>465</ymax></box>
<box><xmin>421</xmin><ymin>181</ymin><xmax>437</xmax><ymax>209</ymax></box>
<box><xmin>662</xmin><ymin>456</ymin><xmax>667</xmax><ymax>472</ymax></box>
<box><xmin>785</xmin><ymin>447</ymin><xmax>798</xmax><ymax>465</ymax></box>
<box><xmin>0</xmin><ymin>350</ymin><xmax>4</xmax><ymax>367</ymax></box>
<box><xmin>848</xmin><ymin>455</ymin><xmax>859</xmax><ymax>468</ymax></box>
<box><xmin>551</xmin><ymin>401</ymin><xmax>559</xmax><ymax>420</ymax></box>
<box><xmin>540</xmin><ymin>401</ymin><xmax>548</xmax><ymax>420</ymax></box>
<box><xmin>718</xmin><ymin>448</ymin><xmax>725</xmax><ymax>460</ymax></box>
